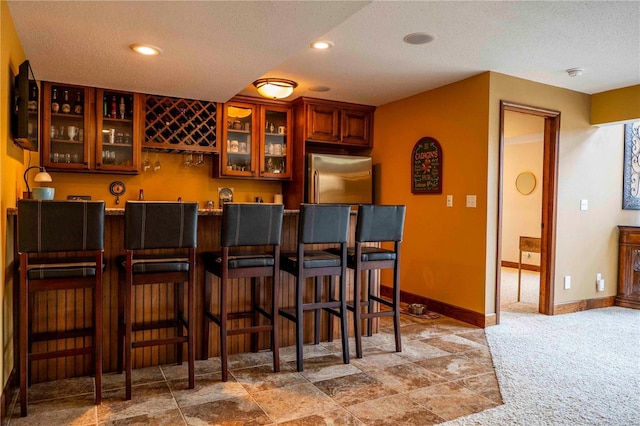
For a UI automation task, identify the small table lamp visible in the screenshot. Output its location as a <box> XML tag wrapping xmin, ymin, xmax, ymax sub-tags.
<box><xmin>23</xmin><ymin>166</ymin><xmax>53</xmax><ymax>200</ymax></box>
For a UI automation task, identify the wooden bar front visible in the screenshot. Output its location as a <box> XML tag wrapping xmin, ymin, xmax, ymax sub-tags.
<box><xmin>14</xmin><ymin>209</ymin><xmax>376</xmax><ymax>383</ymax></box>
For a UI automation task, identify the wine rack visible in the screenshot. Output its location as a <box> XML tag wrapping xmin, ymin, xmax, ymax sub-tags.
<box><xmin>144</xmin><ymin>95</ymin><xmax>218</xmax><ymax>153</ymax></box>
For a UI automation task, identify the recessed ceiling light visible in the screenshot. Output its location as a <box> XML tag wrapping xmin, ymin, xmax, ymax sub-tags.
<box><xmin>308</xmin><ymin>86</ymin><xmax>331</xmax><ymax>92</ymax></box>
<box><xmin>402</xmin><ymin>32</ymin><xmax>434</xmax><ymax>45</ymax></box>
<box><xmin>130</xmin><ymin>44</ymin><xmax>162</xmax><ymax>56</ymax></box>
<box><xmin>566</xmin><ymin>68</ymin><xmax>584</xmax><ymax>77</ymax></box>
<box><xmin>310</xmin><ymin>40</ymin><xmax>334</xmax><ymax>50</ymax></box>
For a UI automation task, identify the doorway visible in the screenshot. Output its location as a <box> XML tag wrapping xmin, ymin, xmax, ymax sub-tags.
<box><xmin>495</xmin><ymin>101</ymin><xmax>560</xmax><ymax>324</ymax></box>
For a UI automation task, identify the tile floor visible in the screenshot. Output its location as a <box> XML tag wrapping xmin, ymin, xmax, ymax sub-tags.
<box><xmin>7</xmin><ymin>312</ymin><xmax>502</xmax><ymax>425</ymax></box>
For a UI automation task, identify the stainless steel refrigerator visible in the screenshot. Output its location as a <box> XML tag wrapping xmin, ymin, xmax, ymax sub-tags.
<box><xmin>307</xmin><ymin>153</ymin><xmax>372</xmax><ymax>204</ymax></box>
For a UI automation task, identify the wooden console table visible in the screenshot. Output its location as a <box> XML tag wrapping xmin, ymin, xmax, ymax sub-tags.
<box><xmin>518</xmin><ymin>236</ymin><xmax>541</xmax><ymax>301</ymax></box>
<box><xmin>616</xmin><ymin>226</ymin><xmax>640</xmax><ymax>309</ymax></box>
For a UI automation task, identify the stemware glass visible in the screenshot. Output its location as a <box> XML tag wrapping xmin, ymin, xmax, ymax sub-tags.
<box><xmin>183</xmin><ymin>153</ymin><xmax>193</xmax><ymax>167</ymax></box>
<box><xmin>142</xmin><ymin>151</ymin><xmax>151</xmax><ymax>171</ymax></box>
<box><xmin>195</xmin><ymin>153</ymin><xmax>205</xmax><ymax>167</ymax></box>
<box><xmin>153</xmin><ymin>153</ymin><xmax>161</xmax><ymax>172</ymax></box>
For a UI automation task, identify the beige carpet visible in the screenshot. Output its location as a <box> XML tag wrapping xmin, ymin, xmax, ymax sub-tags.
<box><xmin>500</xmin><ymin>267</ymin><xmax>540</xmax><ymax>314</ymax></box>
<box><xmin>444</xmin><ymin>273</ymin><xmax>640</xmax><ymax>425</ymax></box>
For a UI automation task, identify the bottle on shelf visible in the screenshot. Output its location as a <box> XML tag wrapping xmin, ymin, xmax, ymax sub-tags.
<box><xmin>128</xmin><ymin>96</ymin><xmax>134</xmax><ymax>118</ymax></box>
<box><xmin>73</xmin><ymin>92</ymin><xmax>82</xmax><ymax>114</ymax></box>
<box><xmin>51</xmin><ymin>88</ymin><xmax>59</xmax><ymax>113</ymax></box>
<box><xmin>28</xmin><ymin>84</ymin><xmax>37</xmax><ymax>112</ymax></box>
<box><xmin>138</xmin><ymin>189</ymin><xmax>144</xmax><ymax>200</ymax></box>
<box><xmin>119</xmin><ymin>97</ymin><xmax>126</xmax><ymax>119</ymax></box>
<box><xmin>111</xmin><ymin>96</ymin><xmax>117</xmax><ymax>119</ymax></box>
<box><xmin>61</xmin><ymin>90</ymin><xmax>71</xmax><ymax>113</ymax></box>
<box><xmin>103</xmin><ymin>96</ymin><xmax>108</xmax><ymax>117</ymax></box>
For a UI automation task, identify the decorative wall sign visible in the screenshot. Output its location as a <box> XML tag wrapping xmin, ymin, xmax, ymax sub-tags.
<box><xmin>412</xmin><ymin>136</ymin><xmax>442</xmax><ymax>194</ymax></box>
<box><xmin>623</xmin><ymin>121</ymin><xmax>640</xmax><ymax>209</ymax></box>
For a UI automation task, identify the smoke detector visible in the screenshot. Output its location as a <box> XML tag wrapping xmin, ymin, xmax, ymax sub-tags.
<box><xmin>566</xmin><ymin>68</ymin><xmax>584</xmax><ymax>77</ymax></box>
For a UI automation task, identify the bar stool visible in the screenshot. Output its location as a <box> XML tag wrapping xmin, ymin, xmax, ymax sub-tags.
<box><xmin>202</xmin><ymin>203</ymin><xmax>284</xmax><ymax>381</ymax></box>
<box><xmin>279</xmin><ymin>203</ymin><xmax>351</xmax><ymax>371</ymax></box>
<box><xmin>17</xmin><ymin>200</ymin><xmax>105</xmax><ymax>417</ymax></box>
<box><xmin>343</xmin><ymin>204</ymin><xmax>405</xmax><ymax>358</ymax></box>
<box><xmin>117</xmin><ymin>201</ymin><xmax>197</xmax><ymax>400</ymax></box>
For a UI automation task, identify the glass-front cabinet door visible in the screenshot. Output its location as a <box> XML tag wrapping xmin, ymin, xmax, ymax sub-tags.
<box><xmin>260</xmin><ymin>105</ymin><xmax>291</xmax><ymax>179</ymax></box>
<box><xmin>41</xmin><ymin>82</ymin><xmax>91</xmax><ymax>170</ymax></box>
<box><xmin>221</xmin><ymin>102</ymin><xmax>257</xmax><ymax>177</ymax></box>
<box><xmin>95</xmin><ymin>89</ymin><xmax>141</xmax><ymax>173</ymax></box>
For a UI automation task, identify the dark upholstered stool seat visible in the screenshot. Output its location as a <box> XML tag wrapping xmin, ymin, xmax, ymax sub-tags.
<box><xmin>117</xmin><ymin>254</ymin><xmax>190</xmax><ymax>274</ymax></box>
<box><xmin>203</xmin><ymin>203</ymin><xmax>284</xmax><ymax>382</ymax></box>
<box><xmin>329</xmin><ymin>246</ymin><xmax>397</xmax><ymax>264</ymax></box>
<box><xmin>278</xmin><ymin>204</ymin><xmax>351</xmax><ymax>372</ymax></box>
<box><xmin>203</xmin><ymin>251</ymin><xmax>275</xmax><ymax>270</ymax></box>
<box><xmin>281</xmin><ymin>250</ymin><xmax>342</xmax><ymax>269</ymax></box>
<box><xmin>26</xmin><ymin>257</ymin><xmax>105</xmax><ymax>279</ymax></box>
<box><xmin>17</xmin><ymin>200</ymin><xmax>105</xmax><ymax>417</ymax></box>
<box><xmin>117</xmin><ymin>201</ymin><xmax>198</xmax><ymax>400</ymax></box>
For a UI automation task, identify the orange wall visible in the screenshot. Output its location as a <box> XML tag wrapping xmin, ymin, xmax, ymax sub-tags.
<box><xmin>45</xmin><ymin>153</ymin><xmax>282</xmax><ymax>209</ymax></box>
<box><xmin>372</xmin><ymin>73</ymin><xmax>490</xmax><ymax>313</ymax></box>
<box><xmin>1</xmin><ymin>0</ymin><xmax>27</xmax><ymax>393</ymax></box>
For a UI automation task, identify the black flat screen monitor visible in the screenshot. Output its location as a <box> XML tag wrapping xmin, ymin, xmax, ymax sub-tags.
<box><xmin>12</xmin><ymin>60</ymin><xmax>39</xmax><ymax>151</ymax></box>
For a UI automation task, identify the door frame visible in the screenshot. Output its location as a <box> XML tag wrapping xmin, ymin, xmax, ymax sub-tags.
<box><xmin>495</xmin><ymin>101</ymin><xmax>560</xmax><ymax>323</ymax></box>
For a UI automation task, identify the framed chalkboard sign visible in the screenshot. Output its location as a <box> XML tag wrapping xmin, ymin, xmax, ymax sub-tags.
<box><xmin>412</xmin><ymin>137</ymin><xmax>442</xmax><ymax>194</ymax></box>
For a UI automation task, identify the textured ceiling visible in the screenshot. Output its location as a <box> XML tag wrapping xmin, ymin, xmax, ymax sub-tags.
<box><xmin>8</xmin><ymin>1</ymin><xmax>640</xmax><ymax>106</ymax></box>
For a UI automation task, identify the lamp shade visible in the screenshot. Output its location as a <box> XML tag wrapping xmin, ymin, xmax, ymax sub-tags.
<box><xmin>253</xmin><ymin>78</ymin><xmax>298</xmax><ymax>99</ymax></box>
<box><xmin>34</xmin><ymin>170</ymin><xmax>52</xmax><ymax>183</ymax></box>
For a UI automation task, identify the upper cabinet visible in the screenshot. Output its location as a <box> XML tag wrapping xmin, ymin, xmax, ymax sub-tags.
<box><xmin>41</xmin><ymin>82</ymin><xmax>142</xmax><ymax>174</ymax></box>
<box><xmin>214</xmin><ymin>96</ymin><xmax>292</xmax><ymax>180</ymax></box>
<box><xmin>298</xmin><ymin>97</ymin><xmax>375</xmax><ymax>148</ymax></box>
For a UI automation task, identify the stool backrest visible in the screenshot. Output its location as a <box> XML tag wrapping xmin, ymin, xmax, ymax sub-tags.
<box><xmin>298</xmin><ymin>204</ymin><xmax>350</xmax><ymax>244</ymax></box>
<box><xmin>356</xmin><ymin>205</ymin><xmax>406</xmax><ymax>243</ymax></box>
<box><xmin>18</xmin><ymin>200</ymin><xmax>105</xmax><ymax>253</ymax></box>
<box><xmin>125</xmin><ymin>201</ymin><xmax>198</xmax><ymax>250</ymax></box>
<box><xmin>221</xmin><ymin>203</ymin><xmax>284</xmax><ymax>247</ymax></box>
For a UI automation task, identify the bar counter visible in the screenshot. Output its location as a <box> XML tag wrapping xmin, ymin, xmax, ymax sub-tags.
<box><xmin>9</xmin><ymin>207</ymin><xmax>375</xmax><ymax>383</ymax></box>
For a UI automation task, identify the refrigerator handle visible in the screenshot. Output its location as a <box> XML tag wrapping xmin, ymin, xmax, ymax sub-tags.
<box><xmin>313</xmin><ymin>169</ymin><xmax>320</xmax><ymax>204</ymax></box>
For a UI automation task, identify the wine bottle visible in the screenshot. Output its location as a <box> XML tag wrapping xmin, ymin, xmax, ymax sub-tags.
<box><xmin>61</xmin><ymin>90</ymin><xmax>71</xmax><ymax>113</ymax></box>
<box><xmin>51</xmin><ymin>88</ymin><xmax>59</xmax><ymax>113</ymax></box>
<box><xmin>119</xmin><ymin>97</ymin><xmax>126</xmax><ymax>119</ymax></box>
<box><xmin>111</xmin><ymin>96</ymin><xmax>117</xmax><ymax>119</ymax></box>
<box><xmin>73</xmin><ymin>92</ymin><xmax>83</xmax><ymax>114</ymax></box>
<box><xmin>103</xmin><ymin>96</ymin><xmax>108</xmax><ymax>117</ymax></box>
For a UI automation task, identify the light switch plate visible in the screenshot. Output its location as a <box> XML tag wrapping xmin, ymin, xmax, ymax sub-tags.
<box><xmin>446</xmin><ymin>195</ymin><xmax>453</xmax><ymax>207</ymax></box>
<box><xmin>580</xmin><ymin>199</ymin><xmax>588</xmax><ymax>211</ymax></box>
<box><xmin>466</xmin><ymin>195</ymin><xmax>477</xmax><ymax>208</ymax></box>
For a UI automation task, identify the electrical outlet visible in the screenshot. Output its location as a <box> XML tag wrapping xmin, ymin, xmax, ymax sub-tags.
<box><xmin>580</xmin><ymin>199</ymin><xmax>588</xmax><ymax>211</ymax></box>
<box><xmin>466</xmin><ymin>195</ymin><xmax>477</xmax><ymax>208</ymax></box>
<box><xmin>446</xmin><ymin>195</ymin><xmax>453</xmax><ymax>207</ymax></box>
<box><xmin>564</xmin><ymin>275</ymin><xmax>571</xmax><ymax>290</ymax></box>
<box><xmin>597</xmin><ymin>279</ymin><xmax>605</xmax><ymax>292</ymax></box>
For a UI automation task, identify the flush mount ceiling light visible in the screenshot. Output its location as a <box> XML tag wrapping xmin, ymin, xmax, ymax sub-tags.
<box><xmin>129</xmin><ymin>43</ymin><xmax>163</xmax><ymax>56</ymax></box>
<box><xmin>402</xmin><ymin>32</ymin><xmax>434</xmax><ymax>45</ymax></box>
<box><xmin>310</xmin><ymin>40</ymin><xmax>334</xmax><ymax>50</ymax></box>
<box><xmin>566</xmin><ymin>68</ymin><xmax>584</xmax><ymax>77</ymax></box>
<box><xmin>253</xmin><ymin>78</ymin><xmax>298</xmax><ymax>99</ymax></box>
